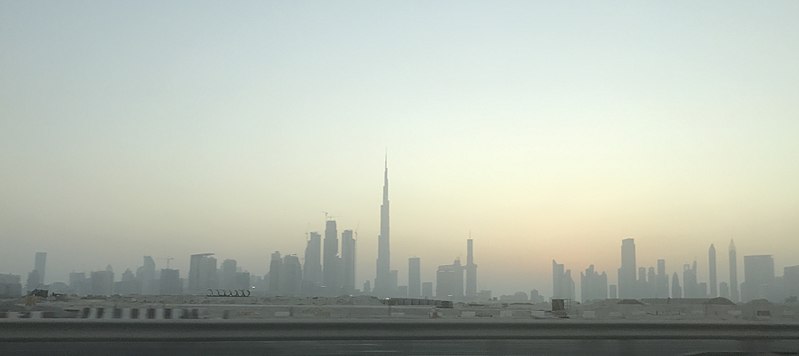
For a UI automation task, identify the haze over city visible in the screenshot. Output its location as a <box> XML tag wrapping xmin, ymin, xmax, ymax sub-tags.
<box><xmin>2</xmin><ymin>1</ymin><xmax>799</xmax><ymax>298</ymax></box>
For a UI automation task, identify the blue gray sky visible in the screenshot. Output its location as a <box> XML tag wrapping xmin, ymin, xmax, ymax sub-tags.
<box><xmin>1</xmin><ymin>1</ymin><xmax>798</xmax><ymax>296</ymax></box>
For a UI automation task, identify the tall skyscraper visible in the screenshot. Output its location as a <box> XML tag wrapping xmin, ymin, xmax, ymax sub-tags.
<box><xmin>436</xmin><ymin>259</ymin><xmax>464</xmax><ymax>300</ymax></box>
<box><xmin>69</xmin><ymin>272</ymin><xmax>88</xmax><ymax>295</ymax></box>
<box><xmin>618</xmin><ymin>238</ymin><xmax>637</xmax><ymax>298</ymax></box>
<box><xmin>638</xmin><ymin>266</ymin><xmax>647</xmax><ymax>296</ymax></box>
<box><xmin>708</xmin><ymin>244</ymin><xmax>718</xmax><ymax>297</ymax></box>
<box><xmin>408</xmin><ymin>257</ymin><xmax>421</xmax><ymax>297</ymax></box>
<box><xmin>160</xmin><ymin>268</ymin><xmax>182</xmax><ymax>295</ymax></box>
<box><xmin>281</xmin><ymin>254</ymin><xmax>303</xmax><ymax>295</ymax></box>
<box><xmin>647</xmin><ymin>267</ymin><xmax>656</xmax><ymax>298</ymax></box>
<box><xmin>117</xmin><ymin>268</ymin><xmax>139</xmax><ymax>295</ymax></box>
<box><xmin>220</xmin><ymin>259</ymin><xmax>238</xmax><ymax>289</ymax></box>
<box><xmin>655</xmin><ymin>259</ymin><xmax>669</xmax><ymax>298</ymax></box>
<box><xmin>323</xmin><ymin>220</ymin><xmax>339</xmax><ymax>291</ymax></box>
<box><xmin>729</xmin><ymin>239</ymin><xmax>740</xmax><ymax>302</ymax></box>
<box><xmin>269</xmin><ymin>251</ymin><xmax>283</xmax><ymax>294</ymax></box>
<box><xmin>188</xmin><ymin>253</ymin><xmax>217</xmax><ymax>292</ymax></box>
<box><xmin>741</xmin><ymin>255</ymin><xmax>775</xmax><ymax>302</ymax></box>
<box><xmin>34</xmin><ymin>252</ymin><xmax>46</xmax><ymax>285</ymax></box>
<box><xmin>137</xmin><ymin>256</ymin><xmax>157</xmax><ymax>295</ymax></box>
<box><xmin>682</xmin><ymin>261</ymin><xmax>700</xmax><ymax>297</ymax></box>
<box><xmin>784</xmin><ymin>265</ymin><xmax>799</xmax><ymax>301</ymax></box>
<box><xmin>465</xmin><ymin>238</ymin><xmax>478</xmax><ymax>299</ymax></box>
<box><xmin>341</xmin><ymin>229</ymin><xmax>356</xmax><ymax>293</ymax></box>
<box><xmin>552</xmin><ymin>260</ymin><xmax>575</xmax><ymax>300</ymax></box>
<box><xmin>375</xmin><ymin>156</ymin><xmax>392</xmax><ymax>295</ymax></box>
<box><xmin>303</xmin><ymin>232</ymin><xmax>323</xmax><ymax>287</ymax></box>
<box><xmin>90</xmin><ymin>266</ymin><xmax>114</xmax><ymax>296</ymax></box>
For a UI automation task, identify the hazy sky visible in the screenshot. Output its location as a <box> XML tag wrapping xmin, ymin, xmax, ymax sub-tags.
<box><xmin>2</xmin><ymin>1</ymin><xmax>798</xmax><ymax>296</ymax></box>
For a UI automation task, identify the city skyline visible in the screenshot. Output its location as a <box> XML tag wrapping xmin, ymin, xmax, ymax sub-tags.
<box><xmin>9</xmin><ymin>233</ymin><xmax>799</xmax><ymax>304</ymax></box>
<box><xmin>2</xmin><ymin>157</ymin><xmax>798</xmax><ymax>298</ymax></box>
<box><xmin>2</xmin><ymin>1</ymin><xmax>799</xmax><ymax>298</ymax></box>
<box><xmin>3</xmin><ymin>153</ymin><xmax>797</xmax><ymax>298</ymax></box>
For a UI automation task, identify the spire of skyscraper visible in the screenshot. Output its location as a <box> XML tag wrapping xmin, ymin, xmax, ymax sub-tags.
<box><xmin>375</xmin><ymin>154</ymin><xmax>392</xmax><ymax>295</ymax></box>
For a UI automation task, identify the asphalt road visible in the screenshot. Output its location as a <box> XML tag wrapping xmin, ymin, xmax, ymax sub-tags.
<box><xmin>2</xmin><ymin>320</ymin><xmax>799</xmax><ymax>355</ymax></box>
<box><xmin>2</xmin><ymin>339</ymin><xmax>799</xmax><ymax>355</ymax></box>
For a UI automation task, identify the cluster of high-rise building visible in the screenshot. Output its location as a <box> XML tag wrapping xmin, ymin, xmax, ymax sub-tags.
<box><xmin>0</xmin><ymin>158</ymin><xmax>486</xmax><ymax>301</ymax></box>
<box><xmin>66</xmin><ymin>256</ymin><xmax>184</xmax><ymax>297</ymax></box>
<box><xmin>261</xmin><ymin>224</ymin><xmax>355</xmax><ymax>298</ymax></box>
<box><xmin>433</xmin><ymin>239</ymin><xmax>480</xmax><ymax>300</ymax></box>
<box><xmin>554</xmin><ymin>238</ymin><xmax>799</xmax><ymax>304</ymax></box>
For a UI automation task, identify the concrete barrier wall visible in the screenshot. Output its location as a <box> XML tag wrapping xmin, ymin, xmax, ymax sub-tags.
<box><xmin>2</xmin><ymin>321</ymin><xmax>799</xmax><ymax>342</ymax></box>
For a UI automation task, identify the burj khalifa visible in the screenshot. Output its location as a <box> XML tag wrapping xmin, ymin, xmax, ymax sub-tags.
<box><xmin>374</xmin><ymin>156</ymin><xmax>391</xmax><ymax>295</ymax></box>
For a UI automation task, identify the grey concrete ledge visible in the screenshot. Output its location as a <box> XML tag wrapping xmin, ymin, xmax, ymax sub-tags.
<box><xmin>2</xmin><ymin>320</ymin><xmax>799</xmax><ymax>342</ymax></box>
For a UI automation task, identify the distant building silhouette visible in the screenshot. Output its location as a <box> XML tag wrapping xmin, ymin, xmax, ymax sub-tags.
<box><xmin>281</xmin><ymin>254</ymin><xmax>303</xmax><ymax>295</ymax></box>
<box><xmin>784</xmin><ymin>265</ymin><xmax>799</xmax><ymax>301</ymax></box>
<box><xmin>580</xmin><ymin>264</ymin><xmax>608</xmax><ymax>302</ymax></box>
<box><xmin>303</xmin><ymin>232</ymin><xmax>323</xmax><ymax>292</ymax></box>
<box><xmin>188</xmin><ymin>253</ymin><xmax>217</xmax><ymax>293</ymax></box>
<box><xmin>646</xmin><ymin>267</ymin><xmax>656</xmax><ymax>298</ymax></box>
<box><xmin>90</xmin><ymin>265</ymin><xmax>114</xmax><ymax>296</ymax></box>
<box><xmin>552</xmin><ymin>260</ymin><xmax>575</xmax><ymax>300</ymax></box>
<box><xmin>465</xmin><ymin>238</ymin><xmax>478</xmax><ymax>299</ymax></box>
<box><xmin>323</xmin><ymin>220</ymin><xmax>340</xmax><ymax>292</ymax></box>
<box><xmin>25</xmin><ymin>270</ymin><xmax>41</xmax><ymax>292</ymax></box>
<box><xmin>742</xmin><ymin>255</ymin><xmax>775</xmax><ymax>302</ymax></box>
<box><xmin>116</xmin><ymin>268</ymin><xmax>138</xmax><ymax>295</ymax></box>
<box><xmin>268</xmin><ymin>251</ymin><xmax>282</xmax><ymax>295</ymax></box>
<box><xmin>422</xmin><ymin>281</ymin><xmax>433</xmax><ymax>298</ymax></box>
<box><xmin>609</xmin><ymin>284</ymin><xmax>618</xmax><ymax>299</ymax></box>
<box><xmin>408</xmin><ymin>257</ymin><xmax>421</xmax><ymax>297</ymax></box>
<box><xmin>341</xmin><ymin>229</ymin><xmax>356</xmax><ymax>293</ymax></box>
<box><xmin>0</xmin><ymin>274</ymin><xmax>22</xmax><ymax>297</ymax></box>
<box><xmin>683</xmin><ymin>261</ymin><xmax>701</xmax><ymax>298</ymax></box>
<box><xmin>638</xmin><ymin>266</ymin><xmax>647</xmax><ymax>297</ymax></box>
<box><xmin>375</xmin><ymin>156</ymin><xmax>392</xmax><ymax>296</ymax></box>
<box><xmin>159</xmin><ymin>268</ymin><xmax>182</xmax><ymax>295</ymax></box>
<box><xmin>618</xmin><ymin>238</ymin><xmax>637</xmax><ymax>298</ymax></box>
<box><xmin>69</xmin><ymin>272</ymin><xmax>88</xmax><ymax>295</ymax></box>
<box><xmin>436</xmin><ymin>259</ymin><xmax>464</xmax><ymax>300</ymax></box>
<box><xmin>656</xmin><ymin>259</ymin><xmax>669</xmax><ymax>298</ymax></box>
<box><xmin>729</xmin><ymin>239</ymin><xmax>740</xmax><ymax>302</ymax></box>
<box><xmin>220</xmin><ymin>259</ymin><xmax>238</xmax><ymax>290</ymax></box>
<box><xmin>671</xmin><ymin>272</ymin><xmax>682</xmax><ymax>298</ymax></box>
<box><xmin>137</xmin><ymin>256</ymin><xmax>157</xmax><ymax>295</ymax></box>
<box><xmin>397</xmin><ymin>285</ymin><xmax>408</xmax><ymax>297</ymax></box>
<box><xmin>708</xmin><ymin>244</ymin><xmax>718</xmax><ymax>297</ymax></box>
